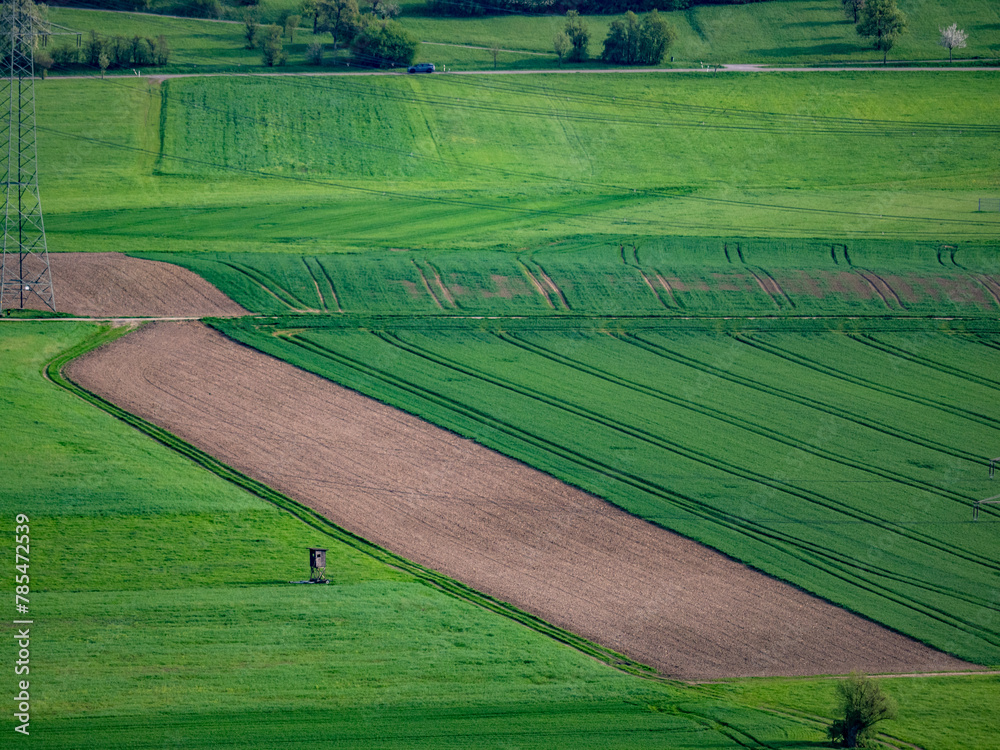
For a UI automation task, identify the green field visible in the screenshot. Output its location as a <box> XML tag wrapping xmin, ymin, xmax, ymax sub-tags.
<box><xmin>143</xmin><ymin>240</ymin><xmax>1000</xmax><ymax>315</ymax></box>
<box><xmin>39</xmin><ymin>72</ymin><xmax>1000</xmax><ymax>257</ymax></box>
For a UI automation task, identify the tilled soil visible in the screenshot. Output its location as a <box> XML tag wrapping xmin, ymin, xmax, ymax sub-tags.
<box><xmin>68</xmin><ymin>321</ymin><xmax>979</xmax><ymax>680</ymax></box>
<box><xmin>19</xmin><ymin>253</ymin><xmax>245</xmax><ymax>318</ymax></box>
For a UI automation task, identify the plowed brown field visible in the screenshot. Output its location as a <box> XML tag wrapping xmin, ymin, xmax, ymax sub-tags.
<box><xmin>22</xmin><ymin>253</ymin><xmax>245</xmax><ymax>318</ymax></box>
<box><xmin>68</xmin><ymin>322</ymin><xmax>978</xmax><ymax>680</ymax></box>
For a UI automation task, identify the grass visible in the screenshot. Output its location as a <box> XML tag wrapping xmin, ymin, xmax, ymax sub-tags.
<box><xmin>37</xmin><ymin>73</ymin><xmax>1000</xmax><ymax>255</ymax></box>
<box><xmin>139</xmin><ymin>240</ymin><xmax>1000</xmax><ymax>316</ymax></box>
<box><xmin>3</xmin><ymin>321</ymin><xmax>827</xmax><ymax>747</ymax></box>
<box><xmin>52</xmin><ymin>0</ymin><xmax>1000</xmax><ymax>72</ymax></box>
<box><xmin>711</xmin><ymin>673</ymin><xmax>1000</xmax><ymax>750</ymax></box>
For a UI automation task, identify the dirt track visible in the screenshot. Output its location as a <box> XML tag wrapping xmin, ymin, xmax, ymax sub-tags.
<box><xmin>68</xmin><ymin>321</ymin><xmax>979</xmax><ymax>680</ymax></box>
<box><xmin>22</xmin><ymin>253</ymin><xmax>245</xmax><ymax>318</ymax></box>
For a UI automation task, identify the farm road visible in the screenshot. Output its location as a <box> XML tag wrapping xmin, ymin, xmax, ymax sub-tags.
<box><xmin>61</xmin><ymin>63</ymin><xmax>999</xmax><ymax>83</ymax></box>
<box><xmin>68</xmin><ymin>320</ymin><xmax>980</xmax><ymax>680</ymax></box>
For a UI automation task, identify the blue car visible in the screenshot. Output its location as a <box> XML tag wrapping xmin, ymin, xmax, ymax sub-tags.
<box><xmin>407</xmin><ymin>63</ymin><xmax>435</xmax><ymax>74</ymax></box>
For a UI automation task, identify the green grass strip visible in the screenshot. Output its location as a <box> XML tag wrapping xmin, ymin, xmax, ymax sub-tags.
<box><xmin>45</xmin><ymin>325</ymin><xmax>660</xmax><ymax>681</ymax></box>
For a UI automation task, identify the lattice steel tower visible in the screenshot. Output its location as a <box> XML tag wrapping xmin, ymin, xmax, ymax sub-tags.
<box><xmin>0</xmin><ymin>0</ymin><xmax>53</xmax><ymax>312</ymax></box>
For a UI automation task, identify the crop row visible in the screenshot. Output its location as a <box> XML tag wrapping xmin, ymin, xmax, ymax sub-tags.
<box><xmin>151</xmin><ymin>243</ymin><xmax>1000</xmax><ymax>318</ymax></box>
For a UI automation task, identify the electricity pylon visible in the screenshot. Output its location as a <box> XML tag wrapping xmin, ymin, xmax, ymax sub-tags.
<box><xmin>0</xmin><ymin>0</ymin><xmax>54</xmax><ymax>312</ymax></box>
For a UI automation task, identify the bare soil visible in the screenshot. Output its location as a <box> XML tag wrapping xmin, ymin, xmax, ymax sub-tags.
<box><xmin>68</xmin><ymin>321</ymin><xmax>980</xmax><ymax>680</ymax></box>
<box><xmin>21</xmin><ymin>253</ymin><xmax>246</xmax><ymax>318</ymax></box>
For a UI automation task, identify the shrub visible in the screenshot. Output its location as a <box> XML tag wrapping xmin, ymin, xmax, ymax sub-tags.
<box><xmin>51</xmin><ymin>43</ymin><xmax>80</xmax><ymax>68</ymax></box>
<box><xmin>306</xmin><ymin>40</ymin><xmax>324</xmax><ymax>64</ymax></box>
<box><xmin>602</xmin><ymin>10</ymin><xmax>676</xmax><ymax>65</ymax></box>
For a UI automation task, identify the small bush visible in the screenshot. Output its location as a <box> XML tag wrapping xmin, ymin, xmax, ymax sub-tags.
<box><xmin>51</xmin><ymin>43</ymin><xmax>80</xmax><ymax>68</ymax></box>
<box><xmin>306</xmin><ymin>41</ymin><xmax>324</xmax><ymax>65</ymax></box>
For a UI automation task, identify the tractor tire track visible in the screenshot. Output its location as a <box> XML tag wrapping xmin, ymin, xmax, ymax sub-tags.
<box><xmin>498</xmin><ymin>331</ymin><xmax>1000</xmax><ymax>574</ymax></box>
<box><xmin>411</xmin><ymin>259</ymin><xmax>445</xmax><ymax>310</ymax></box>
<box><xmin>621</xmin><ymin>333</ymin><xmax>984</xmax><ymax>466</ymax></box>
<box><xmin>516</xmin><ymin>259</ymin><xmax>556</xmax><ymax>309</ymax></box>
<box><xmin>371</xmin><ymin>331</ymin><xmax>1000</xmax><ymax>623</ymax></box>
<box><xmin>851</xmin><ymin>333</ymin><xmax>1000</xmax><ymax>392</ymax></box>
<box><xmin>736</xmin><ymin>333</ymin><xmax>1000</xmax><ymax>428</ymax></box>
<box><xmin>303</xmin><ymin>330</ymin><xmax>1000</xmax><ymax>648</ymax></box>
<box><xmin>313</xmin><ymin>257</ymin><xmax>344</xmax><ymax>313</ymax></box>
<box><xmin>301</xmin><ymin>257</ymin><xmax>328</xmax><ymax>311</ymax></box>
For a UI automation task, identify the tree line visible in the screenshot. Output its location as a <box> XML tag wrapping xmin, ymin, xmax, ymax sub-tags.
<box><xmin>243</xmin><ymin>0</ymin><xmax>419</xmax><ymax>68</ymax></box>
<box><xmin>426</xmin><ymin>0</ymin><xmax>766</xmax><ymax>18</ymax></box>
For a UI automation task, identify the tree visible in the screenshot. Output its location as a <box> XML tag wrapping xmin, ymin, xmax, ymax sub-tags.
<box><xmin>51</xmin><ymin>42</ymin><xmax>80</xmax><ymax>68</ymax></box>
<box><xmin>828</xmin><ymin>674</ymin><xmax>898</xmax><ymax>748</ymax></box>
<box><xmin>152</xmin><ymin>35</ymin><xmax>170</xmax><ymax>66</ymax></box>
<box><xmin>372</xmin><ymin>0</ymin><xmax>400</xmax><ymax>18</ymax></box>
<box><xmin>284</xmin><ymin>14</ymin><xmax>301</xmax><ymax>41</ymax></box>
<box><xmin>637</xmin><ymin>10</ymin><xmax>676</xmax><ymax>65</ymax></box>
<box><xmin>131</xmin><ymin>35</ymin><xmax>154</xmax><ymax>66</ymax></box>
<box><xmin>317</xmin><ymin>0</ymin><xmax>361</xmax><ymax>50</ymax></box>
<box><xmin>98</xmin><ymin>50</ymin><xmax>109</xmax><ymax>78</ymax></box>
<box><xmin>602</xmin><ymin>11</ymin><xmax>640</xmax><ymax>64</ymax></box>
<box><xmin>564</xmin><ymin>10</ymin><xmax>589</xmax><ymax>62</ymax></box>
<box><xmin>489</xmin><ymin>41</ymin><xmax>500</xmax><ymax>69</ymax></box>
<box><xmin>83</xmin><ymin>30</ymin><xmax>104</xmax><ymax>68</ymax></box>
<box><xmin>350</xmin><ymin>17</ymin><xmax>418</xmax><ymax>68</ymax></box>
<box><xmin>261</xmin><ymin>24</ymin><xmax>287</xmax><ymax>66</ymax></box>
<box><xmin>300</xmin><ymin>0</ymin><xmax>319</xmax><ymax>33</ymax></box>
<box><xmin>939</xmin><ymin>22</ymin><xmax>968</xmax><ymax>62</ymax></box>
<box><xmin>602</xmin><ymin>10</ymin><xmax>675</xmax><ymax>65</ymax></box>
<box><xmin>0</xmin><ymin>0</ymin><xmax>49</xmax><ymax>51</ymax></box>
<box><xmin>842</xmin><ymin>0</ymin><xmax>864</xmax><ymax>24</ymax></box>
<box><xmin>856</xmin><ymin>0</ymin><xmax>906</xmax><ymax>64</ymax></box>
<box><xmin>243</xmin><ymin>8</ymin><xmax>260</xmax><ymax>49</ymax></box>
<box><xmin>553</xmin><ymin>31</ymin><xmax>570</xmax><ymax>66</ymax></box>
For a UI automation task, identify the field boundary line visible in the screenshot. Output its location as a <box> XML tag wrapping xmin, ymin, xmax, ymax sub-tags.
<box><xmin>45</xmin><ymin>326</ymin><xmax>663</xmax><ymax>682</ymax></box>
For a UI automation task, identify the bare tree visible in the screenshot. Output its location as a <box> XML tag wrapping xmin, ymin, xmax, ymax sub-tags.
<box><xmin>939</xmin><ymin>22</ymin><xmax>968</xmax><ymax>62</ymax></box>
<box><xmin>828</xmin><ymin>674</ymin><xmax>898</xmax><ymax>748</ymax></box>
